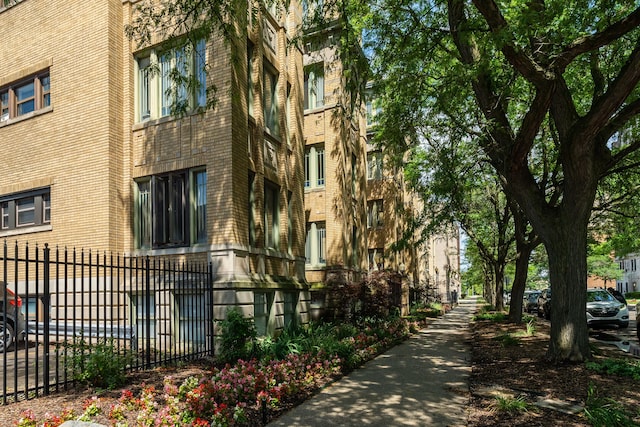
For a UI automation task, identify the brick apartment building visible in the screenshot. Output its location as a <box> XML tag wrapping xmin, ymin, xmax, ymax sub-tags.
<box><xmin>0</xmin><ymin>0</ymin><xmax>310</xmax><ymax>337</ymax></box>
<box><xmin>0</xmin><ymin>0</ymin><xmax>459</xmax><ymax>345</ymax></box>
<box><xmin>301</xmin><ymin>13</ymin><xmax>371</xmax><ymax>319</ymax></box>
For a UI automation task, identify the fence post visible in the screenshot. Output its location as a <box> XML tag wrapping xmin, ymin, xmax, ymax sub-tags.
<box><xmin>145</xmin><ymin>256</ymin><xmax>151</xmax><ymax>369</ymax></box>
<box><xmin>43</xmin><ymin>244</ymin><xmax>50</xmax><ymax>396</ymax></box>
<box><xmin>208</xmin><ymin>262</ymin><xmax>214</xmax><ymax>357</ymax></box>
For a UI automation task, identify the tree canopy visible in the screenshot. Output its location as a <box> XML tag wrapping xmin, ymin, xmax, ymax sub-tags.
<box><xmin>357</xmin><ymin>1</ymin><xmax>640</xmax><ymax>362</ymax></box>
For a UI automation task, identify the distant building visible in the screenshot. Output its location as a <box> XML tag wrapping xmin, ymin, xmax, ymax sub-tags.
<box><xmin>615</xmin><ymin>254</ymin><xmax>640</xmax><ymax>294</ymax></box>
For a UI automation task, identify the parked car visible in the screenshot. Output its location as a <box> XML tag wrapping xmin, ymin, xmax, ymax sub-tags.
<box><xmin>503</xmin><ymin>292</ymin><xmax>511</xmax><ymax>305</ymax></box>
<box><xmin>523</xmin><ymin>290</ymin><xmax>541</xmax><ymax>313</ymax></box>
<box><xmin>0</xmin><ymin>285</ymin><xmax>26</xmax><ymax>352</ymax></box>
<box><xmin>586</xmin><ymin>288</ymin><xmax>629</xmax><ymax>329</ymax></box>
<box><xmin>537</xmin><ymin>288</ymin><xmax>551</xmax><ymax>320</ymax></box>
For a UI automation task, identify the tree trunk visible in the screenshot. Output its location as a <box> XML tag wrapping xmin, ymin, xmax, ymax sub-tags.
<box><xmin>543</xmin><ymin>220</ymin><xmax>591</xmax><ymax>362</ymax></box>
<box><xmin>508</xmin><ymin>243</ymin><xmax>533</xmax><ymax>324</ymax></box>
<box><xmin>494</xmin><ymin>263</ymin><xmax>504</xmax><ymax>311</ymax></box>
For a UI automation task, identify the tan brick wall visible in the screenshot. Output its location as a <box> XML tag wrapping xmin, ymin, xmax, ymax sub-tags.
<box><xmin>0</xmin><ymin>0</ymin><xmax>125</xmax><ymax>252</ymax></box>
<box><xmin>303</xmin><ymin>37</ymin><xmax>369</xmax><ymax>278</ymax></box>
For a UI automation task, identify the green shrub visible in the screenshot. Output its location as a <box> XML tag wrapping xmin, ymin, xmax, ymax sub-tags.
<box><xmin>473</xmin><ymin>312</ymin><xmax>507</xmax><ymax>322</ymax></box>
<box><xmin>217</xmin><ymin>308</ymin><xmax>257</xmax><ymax>364</ymax></box>
<box><xmin>623</xmin><ymin>291</ymin><xmax>640</xmax><ymax>299</ymax></box>
<box><xmin>586</xmin><ymin>358</ymin><xmax>640</xmax><ymax>380</ymax></box>
<box><xmin>583</xmin><ymin>384</ymin><xmax>637</xmax><ymax>427</ymax></box>
<box><xmin>62</xmin><ymin>336</ymin><xmax>132</xmax><ymax>389</ymax></box>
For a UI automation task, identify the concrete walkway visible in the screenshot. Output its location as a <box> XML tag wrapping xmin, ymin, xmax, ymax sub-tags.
<box><xmin>269</xmin><ymin>297</ymin><xmax>478</xmax><ymax>426</ymax></box>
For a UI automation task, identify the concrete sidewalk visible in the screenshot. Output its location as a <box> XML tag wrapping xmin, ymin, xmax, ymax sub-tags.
<box><xmin>269</xmin><ymin>297</ymin><xmax>478</xmax><ymax>426</ymax></box>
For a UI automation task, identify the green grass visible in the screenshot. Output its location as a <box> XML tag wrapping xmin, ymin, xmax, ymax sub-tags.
<box><xmin>473</xmin><ymin>311</ymin><xmax>507</xmax><ymax>322</ymax></box>
<box><xmin>583</xmin><ymin>384</ymin><xmax>637</xmax><ymax>427</ymax></box>
<box><xmin>492</xmin><ymin>395</ymin><xmax>530</xmax><ymax>413</ymax></box>
<box><xmin>513</xmin><ymin>319</ymin><xmax>536</xmax><ymax>337</ymax></box>
<box><xmin>585</xmin><ymin>358</ymin><xmax>640</xmax><ymax>380</ymax></box>
<box><xmin>495</xmin><ymin>333</ymin><xmax>521</xmax><ymax>347</ymax></box>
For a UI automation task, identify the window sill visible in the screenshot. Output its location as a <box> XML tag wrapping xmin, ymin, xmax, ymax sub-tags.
<box><xmin>0</xmin><ymin>106</ymin><xmax>53</xmax><ymax>129</ymax></box>
<box><xmin>304</xmin><ymin>186</ymin><xmax>325</xmax><ymax>193</ymax></box>
<box><xmin>305</xmin><ymin>263</ymin><xmax>327</xmax><ymax>269</ymax></box>
<box><xmin>130</xmin><ymin>245</ymin><xmax>211</xmax><ymax>257</ymax></box>
<box><xmin>132</xmin><ymin>111</ymin><xmax>203</xmax><ymax>130</ymax></box>
<box><xmin>0</xmin><ymin>224</ymin><xmax>52</xmax><ymax>238</ymax></box>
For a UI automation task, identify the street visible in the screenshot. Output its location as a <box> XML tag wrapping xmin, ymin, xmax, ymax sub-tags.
<box><xmin>0</xmin><ymin>341</ymin><xmax>63</xmax><ymax>400</ymax></box>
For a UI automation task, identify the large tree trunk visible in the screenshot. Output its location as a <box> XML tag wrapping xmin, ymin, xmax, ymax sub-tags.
<box><xmin>544</xmin><ymin>219</ymin><xmax>590</xmax><ymax>362</ymax></box>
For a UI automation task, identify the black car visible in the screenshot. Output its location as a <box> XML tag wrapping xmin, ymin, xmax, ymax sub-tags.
<box><xmin>523</xmin><ymin>290</ymin><xmax>541</xmax><ymax>313</ymax></box>
<box><xmin>537</xmin><ymin>288</ymin><xmax>551</xmax><ymax>320</ymax></box>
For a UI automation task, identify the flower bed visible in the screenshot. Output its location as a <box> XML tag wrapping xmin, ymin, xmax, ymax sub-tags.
<box><xmin>15</xmin><ymin>317</ymin><xmax>417</xmax><ymax>426</ymax></box>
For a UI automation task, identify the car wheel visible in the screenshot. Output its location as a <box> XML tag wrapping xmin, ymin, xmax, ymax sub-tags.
<box><xmin>619</xmin><ymin>322</ymin><xmax>629</xmax><ymax>329</ymax></box>
<box><xmin>0</xmin><ymin>321</ymin><xmax>15</xmax><ymax>353</ymax></box>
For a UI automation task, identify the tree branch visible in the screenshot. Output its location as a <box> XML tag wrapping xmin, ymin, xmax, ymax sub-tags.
<box><xmin>553</xmin><ymin>7</ymin><xmax>640</xmax><ymax>71</ymax></box>
<box><xmin>471</xmin><ymin>0</ymin><xmax>551</xmax><ymax>86</ymax></box>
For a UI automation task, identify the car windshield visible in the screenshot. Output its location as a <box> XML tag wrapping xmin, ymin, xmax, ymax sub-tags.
<box><xmin>587</xmin><ymin>290</ymin><xmax>615</xmax><ymax>303</ymax></box>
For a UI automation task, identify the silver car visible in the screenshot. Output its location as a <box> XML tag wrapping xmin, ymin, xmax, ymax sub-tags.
<box><xmin>0</xmin><ymin>285</ymin><xmax>26</xmax><ymax>352</ymax></box>
<box><xmin>586</xmin><ymin>288</ymin><xmax>629</xmax><ymax>329</ymax></box>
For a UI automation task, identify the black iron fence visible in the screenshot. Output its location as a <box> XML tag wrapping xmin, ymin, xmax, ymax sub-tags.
<box><xmin>0</xmin><ymin>241</ymin><xmax>213</xmax><ymax>404</ymax></box>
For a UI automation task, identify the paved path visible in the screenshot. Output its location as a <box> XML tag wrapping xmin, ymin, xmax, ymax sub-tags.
<box><xmin>269</xmin><ymin>297</ymin><xmax>478</xmax><ymax>426</ymax></box>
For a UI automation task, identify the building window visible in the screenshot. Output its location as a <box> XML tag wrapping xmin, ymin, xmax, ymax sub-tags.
<box><xmin>247</xmin><ymin>43</ymin><xmax>254</xmax><ymax>118</ymax></box>
<box><xmin>192</xmin><ymin>170</ymin><xmax>207</xmax><ymax>244</ymax></box>
<box><xmin>305</xmin><ymin>222</ymin><xmax>326</xmax><ymax>266</ymax></box>
<box><xmin>0</xmin><ymin>71</ymin><xmax>50</xmax><ymax>123</ymax></box>
<box><xmin>136</xmin><ymin>38</ymin><xmax>206</xmax><ymax>122</ymax></box>
<box><xmin>304</xmin><ymin>144</ymin><xmax>325</xmax><ymax>189</ymax></box>
<box><xmin>367</xmin><ymin>151</ymin><xmax>383</xmax><ymax>180</ymax></box>
<box><xmin>351</xmin><ymin>154</ymin><xmax>357</xmax><ymax>196</ymax></box>
<box><xmin>367</xmin><ymin>200</ymin><xmax>384</xmax><ymax>228</ymax></box>
<box><xmin>366</xmin><ymin>93</ymin><xmax>381</xmax><ymax>127</ymax></box>
<box><xmin>264</xmin><ymin>181</ymin><xmax>280</xmax><ymax>250</ymax></box>
<box><xmin>287</xmin><ymin>191</ymin><xmax>293</xmax><ymax>255</ymax></box>
<box><xmin>135</xmin><ymin>168</ymin><xmax>206</xmax><ymax>249</ymax></box>
<box><xmin>286</xmin><ymin>83</ymin><xmax>292</xmax><ymax>147</ymax></box>
<box><xmin>302</xmin><ymin>0</ymin><xmax>324</xmax><ymax>21</ymax></box>
<box><xmin>263</xmin><ymin>63</ymin><xmax>279</xmax><ymax>136</ymax></box>
<box><xmin>283</xmin><ymin>292</ymin><xmax>298</xmax><ymax>329</ymax></box>
<box><xmin>0</xmin><ymin>188</ymin><xmax>51</xmax><ymax>232</ymax></box>
<box><xmin>248</xmin><ymin>172</ymin><xmax>256</xmax><ymax>246</ymax></box>
<box><xmin>368</xmin><ymin>249</ymin><xmax>385</xmax><ymax>271</ymax></box>
<box><xmin>254</xmin><ymin>292</ymin><xmax>273</xmax><ymax>336</ymax></box>
<box><xmin>304</xmin><ymin>62</ymin><xmax>324</xmax><ymax>110</ymax></box>
<box><xmin>175</xmin><ymin>291</ymin><xmax>209</xmax><ymax>350</ymax></box>
<box><xmin>131</xmin><ymin>293</ymin><xmax>156</xmax><ymax>344</ymax></box>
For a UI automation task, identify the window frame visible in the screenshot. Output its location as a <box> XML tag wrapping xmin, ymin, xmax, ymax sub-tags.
<box><xmin>304</xmin><ymin>144</ymin><xmax>325</xmax><ymax>189</ymax></box>
<box><xmin>367</xmin><ymin>199</ymin><xmax>384</xmax><ymax>228</ymax></box>
<box><xmin>254</xmin><ymin>291</ymin><xmax>274</xmax><ymax>336</ymax></box>
<box><xmin>264</xmin><ymin>181</ymin><xmax>280</xmax><ymax>250</ymax></box>
<box><xmin>0</xmin><ymin>71</ymin><xmax>51</xmax><ymax>123</ymax></box>
<box><xmin>304</xmin><ymin>62</ymin><xmax>324</xmax><ymax>110</ymax></box>
<box><xmin>367</xmin><ymin>151</ymin><xmax>383</xmax><ymax>180</ymax></box>
<box><xmin>283</xmin><ymin>291</ymin><xmax>298</xmax><ymax>329</ymax></box>
<box><xmin>305</xmin><ymin>221</ymin><xmax>326</xmax><ymax>266</ymax></box>
<box><xmin>135</xmin><ymin>168</ymin><xmax>206</xmax><ymax>250</ymax></box>
<box><xmin>0</xmin><ymin>188</ymin><xmax>51</xmax><ymax>234</ymax></box>
<box><xmin>263</xmin><ymin>61</ymin><xmax>280</xmax><ymax>136</ymax></box>
<box><xmin>135</xmin><ymin>38</ymin><xmax>207</xmax><ymax>123</ymax></box>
